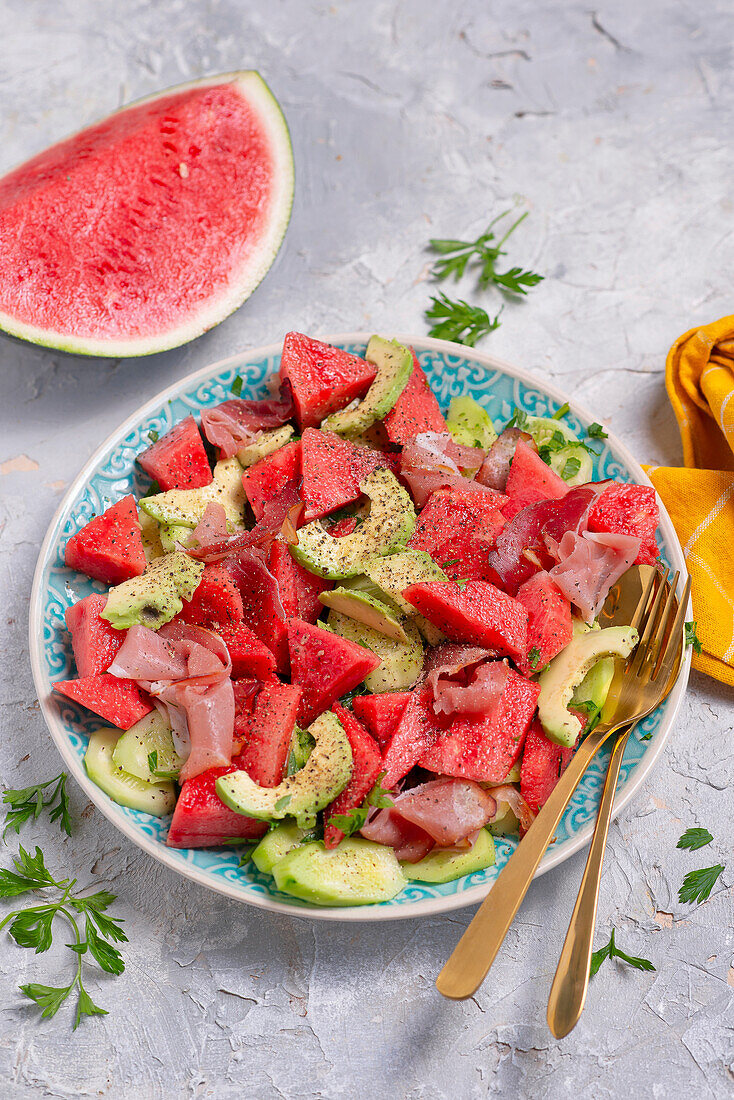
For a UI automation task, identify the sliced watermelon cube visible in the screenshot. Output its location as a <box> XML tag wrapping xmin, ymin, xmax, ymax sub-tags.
<box><xmin>137</xmin><ymin>415</ymin><xmax>212</xmax><ymax>491</ymax></box>
<box><xmin>226</xmin><ymin>549</ymin><xmax>289</xmax><ymax>674</ymax></box>
<box><xmin>352</xmin><ymin>691</ymin><xmax>411</xmax><ymax>749</ymax></box>
<box><xmin>65</xmin><ymin>593</ymin><xmax>125</xmax><ymax>677</ymax></box>
<box><xmin>587</xmin><ymin>483</ymin><xmax>660</xmax><ymax>565</ymax></box>
<box><xmin>520</xmin><ymin>719</ymin><xmax>576</xmax><ymax>814</ymax></box>
<box><xmin>403</xmin><ymin>580</ymin><xmax>528</xmax><ymax>662</ymax></box>
<box><xmin>268</xmin><ymin>539</ymin><xmax>332</xmax><ymax>623</ymax></box>
<box><xmin>380</xmin><ymin>688</ymin><xmax>441</xmax><ymax>789</ymax></box>
<box><xmin>514</xmin><ymin>571</ymin><xmax>573</xmax><ymax>676</ymax></box>
<box><xmin>383</xmin><ymin>352</ymin><xmax>446</xmax><ymax>444</ymax></box>
<box><xmin>503</xmin><ymin>441</ymin><xmax>569</xmax><ymax>521</ymax></box>
<box><xmin>279</xmin><ymin>332</ymin><xmax>377</xmax><ymax>430</ymax></box>
<box><xmin>241</xmin><ymin>439</ymin><xmax>302</xmax><ymax>522</ymax></box>
<box><xmin>218</xmin><ymin>622</ymin><xmax>277</xmax><ymax>680</ymax></box>
<box><xmin>408</xmin><ymin>485</ymin><xmax>507</xmax><ymax>580</ymax></box>
<box><xmin>53</xmin><ymin>674</ymin><xmax>152</xmax><ymax>730</ymax></box>
<box><xmin>166</xmin><ymin>764</ymin><xmax>267</xmax><ymax>848</ymax></box>
<box><xmin>287</xmin><ymin>619</ymin><xmax>382</xmax><ymax>726</ymax></box>
<box><xmin>64</xmin><ymin>495</ymin><xmax>147</xmax><ymax>585</ymax></box>
<box><xmin>178</xmin><ymin>562</ymin><xmax>243</xmax><ymax>630</ymax></box>
<box><xmin>328</xmin><ymin>516</ymin><xmax>359</xmax><ymax>537</ymax></box>
<box><xmin>234</xmin><ymin>680</ymin><xmax>302</xmax><ymax>787</ymax></box>
<box><xmin>418</xmin><ymin>670</ymin><xmax>540</xmax><ymax>783</ymax></box>
<box><xmin>323</xmin><ymin>703</ymin><xmax>383</xmax><ymax>848</ymax></box>
<box><xmin>300</xmin><ymin>429</ymin><xmax>399</xmax><ymax>521</ymax></box>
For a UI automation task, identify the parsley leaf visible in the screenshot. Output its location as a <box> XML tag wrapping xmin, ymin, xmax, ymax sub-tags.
<box><xmin>455</xmin><ymin>578</ymin><xmax>469</xmax><ymax>591</ymax></box>
<box><xmin>366</xmin><ymin>773</ymin><xmax>394</xmax><ymax>810</ymax></box>
<box><xmin>441</xmin><ymin>558</ymin><xmax>460</xmax><ymax>569</ymax></box>
<box><xmin>677</xmin><ymin>827</ymin><xmax>713</xmax><ymax>851</ymax></box>
<box><xmin>231</xmin><ymin>375</ymin><xmax>243</xmax><ymax>397</ymax></box>
<box><xmin>590</xmin><ymin>928</ymin><xmax>655</xmax><ymax>977</ymax></box>
<box><xmin>561</xmin><ymin>455</ymin><xmax>582</xmax><ymax>481</ymax></box>
<box><xmin>506</xmin><ymin>407</ymin><xmax>529</xmax><ymax>432</ymax></box>
<box><xmin>528</xmin><ymin>646</ymin><xmax>541</xmax><ymax>670</ymax></box>
<box><xmin>425</xmin><ymin>293</ymin><xmax>503</xmax><ymax>347</ymax></box>
<box><xmin>684</xmin><ymin>621</ymin><xmax>702</xmax><ymax>655</ymax></box>
<box><xmin>274</xmin><ymin>795</ymin><xmax>291</xmax><ymax>813</ymax></box>
<box><xmin>147</xmin><ymin>429</ymin><xmax>159</xmax><ymax>443</ymax></box>
<box><xmin>587</xmin><ymin>422</ymin><xmax>608</xmax><ymax>439</ymax></box>
<box><xmin>678</xmin><ymin>864</ymin><xmax>724</xmax><ymax>904</ymax></box>
<box><xmin>147</xmin><ymin>751</ymin><xmax>158</xmax><ymax>774</ymax></box>
<box><xmin>553</xmin><ymin>402</ymin><xmax>570</xmax><ymax>420</ymax></box>
<box><xmin>2</xmin><ymin>773</ymin><xmax>72</xmax><ymax>840</ymax></box>
<box><xmin>328</xmin><ymin>774</ymin><xmax>394</xmax><ymax>839</ymax></box>
<box><xmin>429</xmin><ymin>211</ymin><xmax>543</xmax><ymax>296</ymax></box>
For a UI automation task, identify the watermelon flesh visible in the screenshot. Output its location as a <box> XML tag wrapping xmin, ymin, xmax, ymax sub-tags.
<box><xmin>514</xmin><ymin>572</ymin><xmax>573</xmax><ymax>676</ymax></box>
<box><xmin>137</xmin><ymin>416</ymin><xmax>212</xmax><ymax>491</ymax></box>
<box><xmin>403</xmin><ymin>580</ymin><xmax>529</xmax><ymax>663</ymax></box>
<box><xmin>351</xmin><ymin>692</ymin><xmax>411</xmax><ymax>750</ymax></box>
<box><xmin>218</xmin><ymin>623</ymin><xmax>276</xmax><ymax>680</ymax></box>
<box><xmin>408</xmin><ymin>485</ymin><xmax>507</xmax><ymax>581</ymax></box>
<box><xmin>287</xmin><ymin>619</ymin><xmax>382</xmax><ymax>726</ymax></box>
<box><xmin>166</xmin><ymin>763</ymin><xmax>267</xmax><ymax>848</ymax></box>
<box><xmin>64</xmin><ymin>495</ymin><xmax>147</xmax><ymax>586</ymax></box>
<box><xmin>300</xmin><ymin>429</ymin><xmax>399</xmax><ymax>521</ymax></box>
<box><xmin>587</xmin><ymin>483</ymin><xmax>660</xmax><ymax>565</ymax></box>
<box><xmin>279</xmin><ymin>332</ymin><xmax>377</xmax><ymax>430</ymax></box>
<box><xmin>268</xmin><ymin>539</ymin><xmax>332</xmax><ymax>623</ymax></box>
<box><xmin>0</xmin><ymin>74</ymin><xmax>294</xmax><ymax>357</ymax></box>
<box><xmin>178</xmin><ymin>562</ymin><xmax>244</xmax><ymax>631</ymax></box>
<box><xmin>241</xmin><ymin>440</ymin><xmax>301</xmax><ymax>521</ymax></box>
<box><xmin>520</xmin><ymin>720</ymin><xmax>575</xmax><ymax>815</ymax></box>
<box><xmin>65</xmin><ymin>594</ymin><xmax>124</xmax><ymax>677</ymax></box>
<box><xmin>503</xmin><ymin>441</ymin><xmax>569</xmax><ymax>521</ymax></box>
<box><xmin>383</xmin><ymin>353</ymin><xmax>446</xmax><ymax>444</ymax></box>
<box><xmin>53</xmin><ymin>674</ymin><xmax>152</xmax><ymax>730</ymax></box>
<box><xmin>323</xmin><ymin>703</ymin><xmax>383</xmax><ymax>848</ymax></box>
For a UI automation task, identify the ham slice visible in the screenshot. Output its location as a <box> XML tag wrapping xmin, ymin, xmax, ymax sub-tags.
<box><xmin>400</xmin><ymin>431</ymin><xmax>496</xmax><ymax>507</ymax></box>
<box><xmin>476</xmin><ymin>428</ymin><xmax>536</xmax><ymax>490</ymax></box>
<box><xmin>486</xmin><ymin>784</ymin><xmax>536</xmax><ymax>834</ymax></box>
<box><xmin>390</xmin><ymin>778</ymin><xmax>497</xmax><ymax>847</ymax></box>
<box><xmin>188</xmin><ymin>484</ymin><xmax>303</xmax><ymax>563</ymax></box>
<box><xmin>187</xmin><ymin>502</ymin><xmax>228</xmax><ymax>549</ymax></box>
<box><xmin>549</xmin><ymin>530</ymin><xmax>641</xmax><ymax>622</ymax></box>
<box><xmin>200</xmin><ymin>385</ymin><xmax>294</xmax><ymax>459</ymax></box>
<box><xmin>359</xmin><ymin>808</ymin><xmax>434</xmax><ymax>863</ymax></box>
<box><xmin>108</xmin><ymin>622</ymin><xmax>234</xmax><ymax>780</ymax></box>
<box><xmin>423</xmin><ymin>644</ymin><xmax>508</xmax><ymax>716</ymax></box>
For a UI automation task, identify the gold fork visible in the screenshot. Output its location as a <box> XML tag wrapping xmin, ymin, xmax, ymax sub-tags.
<box><xmin>546</xmin><ymin>568</ymin><xmax>690</xmax><ymax>1037</ymax></box>
<box><xmin>436</xmin><ymin>564</ymin><xmax>687</xmax><ymax>1001</ymax></box>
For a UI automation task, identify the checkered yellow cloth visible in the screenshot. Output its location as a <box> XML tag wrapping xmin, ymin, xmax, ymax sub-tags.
<box><xmin>644</xmin><ymin>316</ymin><xmax>734</xmax><ymax>686</ymax></box>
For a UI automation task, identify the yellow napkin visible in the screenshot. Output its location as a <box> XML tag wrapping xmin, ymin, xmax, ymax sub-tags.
<box><xmin>643</xmin><ymin>316</ymin><xmax>734</xmax><ymax>686</ymax></box>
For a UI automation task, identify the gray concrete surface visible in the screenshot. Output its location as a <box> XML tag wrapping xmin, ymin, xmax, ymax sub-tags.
<box><xmin>0</xmin><ymin>1</ymin><xmax>732</xmax><ymax>1096</ymax></box>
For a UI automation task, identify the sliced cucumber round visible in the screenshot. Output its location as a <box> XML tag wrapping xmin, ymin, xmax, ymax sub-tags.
<box><xmin>548</xmin><ymin>444</ymin><xmax>593</xmax><ymax>486</ymax></box>
<box><xmin>252</xmin><ymin>821</ymin><xmax>307</xmax><ymax>875</ymax></box>
<box><xmin>112</xmin><ymin>711</ymin><xmax>185</xmax><ymax>781</ymax></box>
<box><xmin>402</xmin><ymin>829</ymin><xmax>496</xmax><ymax>883</ymax></box>
<box><xmin>85</xmin><ymin>728</ymin><xmax>176</xmax><ymax>815</ymax></box>
<box><xmin>272</xmin><ymin>838</ymin><xmax>407</xmax><ymax>906</ymax></box>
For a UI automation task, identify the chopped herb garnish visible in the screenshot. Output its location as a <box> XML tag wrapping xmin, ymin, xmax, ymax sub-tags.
<box><xmin>528</xmin><ymin>646</ymin><xmax>541</xmax><ymax>670</ymax></box>
<box><xmin>328</xmin><ymin>774</ymin><xmax>394</xmax><ymax>839</ymax></box>
<box><xmin>428</xmin><ymin>210</ymin><xmax>543</xmax><ymax>295</ymax></box>
<box><xmin>147</xmin><ymin>751</ymin><xmax>158</xmax><ymax>774</ymax></box>
<box><xmin>506</xmin><ymin>407</ymin><xmax>529</xmax><ymax>432</ymax></box>
<box><xmin>677</xmin><ymin>827</ymin><xmax>713</xmax><ymax>851</ymax></box>
<box><xmin>441</xmin><ymin>559</ymin><xmax>460</xmax><ymax>568</ymax></box>
<box><xmin>147</xmin><ymin>429</ymin><xmax>159</xmax><ymax>443</ymax></box>
<box><xmin>590</xmin><ymin>928</ymin><xmax>655</xmax><ymax>977</ymax></box>
<box><xmin>684</xmin><ymin>621</ymin><xmax>702</xmax><ymax>655</ymax></box>
<box><xmin>561</xmin><ymin>455</ymin><xmax>582</xmax><ymax>481</ymax></box>
<box><xmin>2</xmin><ymin>773</ymin><xmax>72</xmax><ymax>840</ymax></box>
<box><xmin>573</xmin><ymin>699</ymin><xmax>601</xmax><ymax>733</ymax></box>
<box><xmin>639</xmin><ymin>731</ymin><xmax>652</xmax><ymax>742</ymax></box>
<box><xmin>553</xmin><ymin>402</ymin><xmax>570</xmax><ymax>420</ymax></box>
<box><xmin>587</xmin><ymin>422</ymin><xmax>608</xmax><ymax>439</ymax></box>
<box><xmin>678</xmin><ymin>864</ymin><xmax>724</xmax><ymax>904</ymax></box>
<box><xmin>425</xmin><ymin>293</ymin><xmax>503</xmax><ymax>347</ymax></box>
<box><xmin>455</xmin><ymin>578</ymin><xmax>469</xmax><ymax>591</ymax></box>
<box><xmin>231</xmin><ymin>375</ymin><xmax>243</xmax><ymax>397</ymax></box>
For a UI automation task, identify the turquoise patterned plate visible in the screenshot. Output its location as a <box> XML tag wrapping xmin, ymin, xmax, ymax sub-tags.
<box><xmin>29</xmin><ymin>335</ymin><xmax>690</xmax><ymax>921</ymax></box>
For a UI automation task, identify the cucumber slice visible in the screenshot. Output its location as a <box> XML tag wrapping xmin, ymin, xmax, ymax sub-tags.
<box><xmin>84</xmin><ymin>728</ymin><xmax>176</xmax><ymax>815</ymax></box>
<box><xmin>112</xmin><ymin>711</ymin><xmax>185</xmax><ymax>781</ymax></box>
<box><xmin>272</xmin><ymin>838</ymin><xmax>407</xmax><ymax>905</ymax></box>
<box><xmin>402</xmin><ymin>829</ymin><xmax>495</xmax><ymax>883</ymax></box>
<box><xmin>252</xmin><ymin>821</ymin><xmax>307</xmax><ymax>875</ymax></box>
<box><xmin>548</xmin><ymin>444</ymin><xmax>593</xmax><ymax>486</ymax></box>
<box><xmin>488</xmin><ymin>805</ymin><xmax>520</xmax><ymax>837</ymax></box>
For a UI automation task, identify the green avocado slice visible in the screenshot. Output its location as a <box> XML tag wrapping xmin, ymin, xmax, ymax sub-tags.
<box><xmin>322</xmin><ymin>336</ymin><xmax>413</xmax><ymax>436</ymax></box>
<box><xmin>101</xmin><ymin>551</ymin><xmax>204</xmax><ymax>630</ymax></box>
<box><xmin>140</xmin><ymin>457</ymin><xmax>246</xmax><ymax>530</ymax></box>
<box><xmin>319</xmin><ymin>587</ymin><xmax>408</xmax><ymax>642</ymax></box>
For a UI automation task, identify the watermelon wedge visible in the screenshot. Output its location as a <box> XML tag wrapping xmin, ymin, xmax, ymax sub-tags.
<box><xmin>279</xmin><ymin>333</ymin><xmax>377</xmax><ymax>430</ymax></box>
<box><xmin>300</xmin><ymin>429</ymin><xmax>399</xmax><ymax>521</ymax></box>
<box><xmin>403</xmin><ymin>580</ymin><xmax>528</xmax><ymax>662</ymax></box>
<box><xmin>0</xmin><ymin>73</ymin><xmax>293</xmax><ymax>357</ymax></box>
<box><xmin>64</xmin><ymin>495</ymin><xmax>147</xmax><ymax>585</ymax></box>
<box><xmin>218</xmin><ymin>622</ymin><xmax>277</xmax><ymax>680</ymax></box>
<box><xmin>137</xmin><ymin>417</ymin><xmax>212</xmax><ymax>491</ymax></box>
<box><xmin>383</xmin><ymin>353</ymin><xmax>446</xmax><ymax>444</ymax></box>
<box><xmin>268</xmin><ymin>539</ymin><xmax>332</xmax><ymax>623</ymax></box>
<box><xmin>65</xmin><ymin>594</ymin><xmax>125</xmax><ymax>677</ymax></box>
<box><xmin>515</xmin><ymin>572</ymin><xmax>573</xmax><ymax>676</ymax></box>
<box><xmin>234</xmin><ymin>681</ymin><xmax>302</xmax><ymax>787</ymax></box>
<box><xmin>166</xmin><ymin>764</ymin><xmax>267</xmax><ymax>849</ymax></box>
<box><xmin>324</xmin><ymin>704</ymin><xmax>383</xmax><ymax>848</ymax></box>
<box><xmin>53</xmin><ymin>674</ymin><xmax>152</xmax><ymax>730</ymax></box>
<box><xmin>587</xmin><ymin>483</ymin><xmax>660</xmax><ymax>565</ymax></box>
<box><xmin>352</xmin><ymin>692</ymin><xmax>411</xmax><ymax>749</ymax></box>
<box><xmin>503</xmin><ymin>441</ymin><xmax>569</xmax><ymax>521</ymax></box>
<box><xmin>408</xmin><ymin>485</ymin><xmax>507</xmax><ymax>581</ymax></box>
<box><xmin>241</xmin><ymin>440</ymin><xmax>301</xmax><ymax>521</ymax></box>
<box><xmin>520</xmin><ymin>719</ymin><xmax>575</xmax><ymax>814</ymax></box>
<box><xmin>287</xmin><ymin>619</ymin><xmax>382</xmax><ymax>726</ymax></box>
<box><xmin>178</xmin><ymin>563</ymin><xmax>244</xmax><ymax>631</ymax></box>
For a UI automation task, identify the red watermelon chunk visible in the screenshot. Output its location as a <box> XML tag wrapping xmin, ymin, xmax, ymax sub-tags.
<box><xmin>218</xmin><ymin>622</ymin><xmax>277</xmax><ymax>680</ymax></box>
<box><xmin>234</xmin><ymin>680</ymin><xmax>302</xmax><ymax>787</ymax></box>
<box><xmin>178</xmin><ymin>562</ymin><xmax>243</xmax><ymax>630</ymax></box>
<box><xmin>166</xmin><ymin>763</ymin><xmax>267</xmax><ymax>848</ymax></box>
<box><xmin>520</xmin><ymin>719</ymin><xmax>576</xmax><ymax>814</ymax></box>
<box><xmin>279</xmin><ymin>332</ymin><xmax>377</xmax><ymax>430</ymax></box>
<box><xmin>268</xmin><ymin>539</ymin><xmax>332</xmax><ymax>623</ymax></box>
<box><xmin>300</xmin><ymin>428</ymin><xmax>399</xmax><ymax>520</ymax></box>
<box><xmin>587</xmin><ymin>482</ymin><xmax>660</xmax><ymax>565</ymax></box>
<box><xmin>380</xmin><ymin>688</ymin><xmax>440</xmax><ymax>789</ymax></box>
<box><xmin>226</xmin><ymin>548</ymin><xmax>289</xmax><ymax>673</ymax></box>
<box><xmin>65</xmin><ymin>593</ymin><xmax>124</xmax><ymax>677</ymax></box>
<box><xmin>514</xmin><ymin>572</ymin><xmax>573</xmax><ymax>676</ymax></box>
<box><xmin>418</xmin><ymin>670</ymin><xmax>540</xmax><ymax>783</ymax></box>
<box><xmin>53</xmin><ymin>674</ymin><xmax>152</xmax><ymax>730</ymax></box>
<box><xmin>352</xmin><ymin>691</ymin><xmax>411</xmax><ymax>749</ymax></box>
<box><xmin>503</xmin><ymin>441</ymin><xmax>569</xmax><ymax>521</ymax></box>
<box><xmin>287</xmin><ymin>619</ymin><xmax>382</xmax><ymax>726</ymax></box>
<box><xmin>137</xmin><ymin>415</ymin><xmax>212</xmax><ymax>491</ymax></box>
<box><xmin>403</xmin><ymin>580</ymin><xmax>528</xmax><ymax>662</ymax></box>
<box><xmin>64</xmin><ymin>495</ymin><xmax>147</xmax><ymax>585</ymax></box>
<box><xmin>241</xmin><ymin>439</ymin><xmax>302</xmax><ymax>521</ymax></box>
<box><xmin>383</xmin><ymin>352</ymin><xmax>446</xmax><ymax>444</ymax></box>
<box><xmin>408</xmin><ymin>485</ymin><xmax>507</xmax><ymax>580</ymax></box>
<box><xmin>324</xmin><ymin>703</ymin><xmax>383</xmax><ymax>848</ymax></box>
<box><xmin>328</xmin><ymin>516</ymin><xmax>359</xmax><ymax>537</ymax></box>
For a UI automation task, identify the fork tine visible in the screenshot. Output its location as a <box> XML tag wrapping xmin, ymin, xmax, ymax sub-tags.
<box><xmin>630</xmin><ymin>567</ymin><xmax>660</xmax><ymax>633</ymax></box>
<box><xmin>653</xmin><ymin>574</ymin><xmax>692</xmax><ymax>683</ymax></box>
<box><xmin>642</xmin><ymin>570</ymin><xmax>680</xmax><ymax>675</ymax></box>
<box><xmin>628</xmin><ymin>566</ymin><xmax>669</xmax><ymax>675</ymax></box>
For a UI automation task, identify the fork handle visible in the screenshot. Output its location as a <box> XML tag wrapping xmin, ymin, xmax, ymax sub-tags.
<box><xmin>436</xmin><ymin>723</ymin><xmax>617</xmax><ymax>1000</ymax></box>
<box><xmin>546</xmin><ymin>727</ymin><xmax>631</xmax><ymax>1038</ymax></box>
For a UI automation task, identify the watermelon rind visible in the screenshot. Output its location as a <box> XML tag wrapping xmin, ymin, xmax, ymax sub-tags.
<box><xmin>0</xmin><ymin>71</ymin><xmax>294</xmax><ymax>358</ymax></box>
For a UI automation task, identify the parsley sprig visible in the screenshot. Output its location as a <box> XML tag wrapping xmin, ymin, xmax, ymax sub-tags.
<box><xmin>2</xmin><ymin>773</ymin><xmax>72</xmax><ymax>840</ymax></box>
<box><xmin>429</xmin><ymin>211</ymin><xmax>542</xmax><ymax>294</ymax></box>
<box><xmin>425</xmin><ymin>294</ymin><xmax>503</xmax><ymax>347</ymax></box>
<box><xmin>590</xmin><ymin>928</ymin><xmax>655</xmax><ymax>977</ymax></box>
<box><xmin>677</xmin><ymin>827</ymin><xmax>713</xmax><ymax>851</ymax></box>
<box><xmin>0</xmin><ymin>846</ymin><xmax>126</xmax><ymax>1028</ymax></box>
<box><xmin>678</xmin><ymin>864</ymin><xmax>724</xmax><ymax>905</ymax></box>
<box><xmin>684</xmin><ymin>621</ymin><xmax>702</xmax><ymax>655</ymax></box>
<box><xmin>328</xmin><ymin>774</ymin><xmax>394</xmax><ymax>838</ymax></box>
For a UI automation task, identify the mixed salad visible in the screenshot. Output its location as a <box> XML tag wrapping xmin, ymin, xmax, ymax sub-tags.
<box><xmin>55</xmin><ymin>333</ymin><xmax>658</xmax><ymax>906</ymax></box>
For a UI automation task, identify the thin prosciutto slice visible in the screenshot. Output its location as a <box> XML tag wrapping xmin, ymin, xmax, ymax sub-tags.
<box><xmin>359</xmin><ymin>807</ymin><xmax>435</xmax><ymax>862</ymax></box>
<box><xmin>390</xmin><ymin>778</ymin><xmax>497</xmax><ymax>847</ymax></box>
<box><xmin>187</xmin><ymin>502</ymin><xmax>228</xmax><ymax>549</ymax></box>
<box><xmin>200</xmin><ymin>384</ymin><xmax>294</xmax><ymax>459</ymax></box>
<box><xmin>487</xmin><ymin>784</ymin><xmax>536</xmax><ymax>834</ymax></box>
<box><xmin>476</xmin><ymin>428</ymin><xmax>536</xmax><ymax>490</ymax></box>
<box><xmin>108</xmin><ymin>621</ymin><xmax>234</xmax><ymax>781</ymax></box>
<box><xmin>188</xmin><ymin>484</ymin><xmax>303</xmax><ymax>563</ymax></box>
<box><xmin>423</xmin><ymin>643</ymin><xmax>507</xmax><ymax>716</ymax></box>
<box><xmin>400</xmin><ymin>431</ymin><xmax>497</xmax><ymax>508</ymax></box>
<box><xmin>549</xmin><ymin>530</ymin><xmax>641</xmax><ymax>622</ymax></box>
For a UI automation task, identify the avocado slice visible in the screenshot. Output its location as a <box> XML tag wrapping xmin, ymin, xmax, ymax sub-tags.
<box><xmin>216</xmin><ymin>711</ymin><xmax>352</xmax><ymax>829</ymax></box>
<box><xmin>319</xmin><ymin>587</ymin><xmax>409</xmax><ymax>642</ymax></box>
<box><xmin>327</xmin><ymin>610</ymin><xmax>423</xmax><ymax>692</ymax></box>
<box><xmin>538</xmin><ymin>625</ymin><xmax>638</xmax><ymax>747</ymax></box>
<box><xmin>290</xmin><ymin>468</ymin><xmax>416</xmax><ymax>579</ymax></box>
<box><xmin>322</xmin><ymin>336</ymin><xmax>413</xmax><ymax>436</ymax></box>
<box><xmin>488</xmin><ymin>805</ymin><xmax>520</xmax><ymax>837</ymax></box>
<box><xmin>112</xmin><ymin>711</ymin><xmax>185</xmax><ymax>781</ymax></box>
<box><xmin>272</xmin><ymin>837</ymin><xmax>407</xmax><ymax>906</ymax></box>
<box><xmin>101</xmin><ymin>551</ymin><xmax>204</xmax><ymax>630</ymax></box>
<box><xmin>251</xmin><ymin>821</ymin><xmax>308</xmax><ymax>875</ymax></box>
<box><xmin>84</xmin><ymin>729</ymin><xmax>176</xmax><ymax>815</ymax></box>
<box><xmin>159</xmin><ymin>523</ymin><xmax>190</xmax><ymax>553</ymax></box>
<box><xmin>446</xmin><ymin>395</ymin><xmax>498</xmax><ymax>450</ymax></box>
<box><xmin>140</xmin><ymin>457</ymin><xmax>246</xmax><ymax>530</ymax></box>
<box><xmin>236</xmin><ymin>425</ymin><xmax>294</xmax><ymax>468</ymax></box>
<box><xmin>364</xmin><ymin>549</ymin><xmax>448</xmax><ymax>646</ymax></box>
<box><xmin>402</xmin><ymin>829</ymin><xmax>496</xmax><ymax>883</ymax></box>
<box><xmin>138</xmin><ymin>506</ymin><xmax>165</xmax><ymax>561</ymax></box>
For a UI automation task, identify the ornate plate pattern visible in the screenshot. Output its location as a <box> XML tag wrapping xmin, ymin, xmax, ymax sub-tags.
<box><xmin>29</xmin><ymin>335</ymin><xmax>690</xmax><ymax>921</ymax></box>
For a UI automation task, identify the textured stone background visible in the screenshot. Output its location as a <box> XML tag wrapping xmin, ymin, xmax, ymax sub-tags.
<box><xmin>0</xmin><ymin>1</ymin><xmax>732</xmax><ymax>1096</ymax></box>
